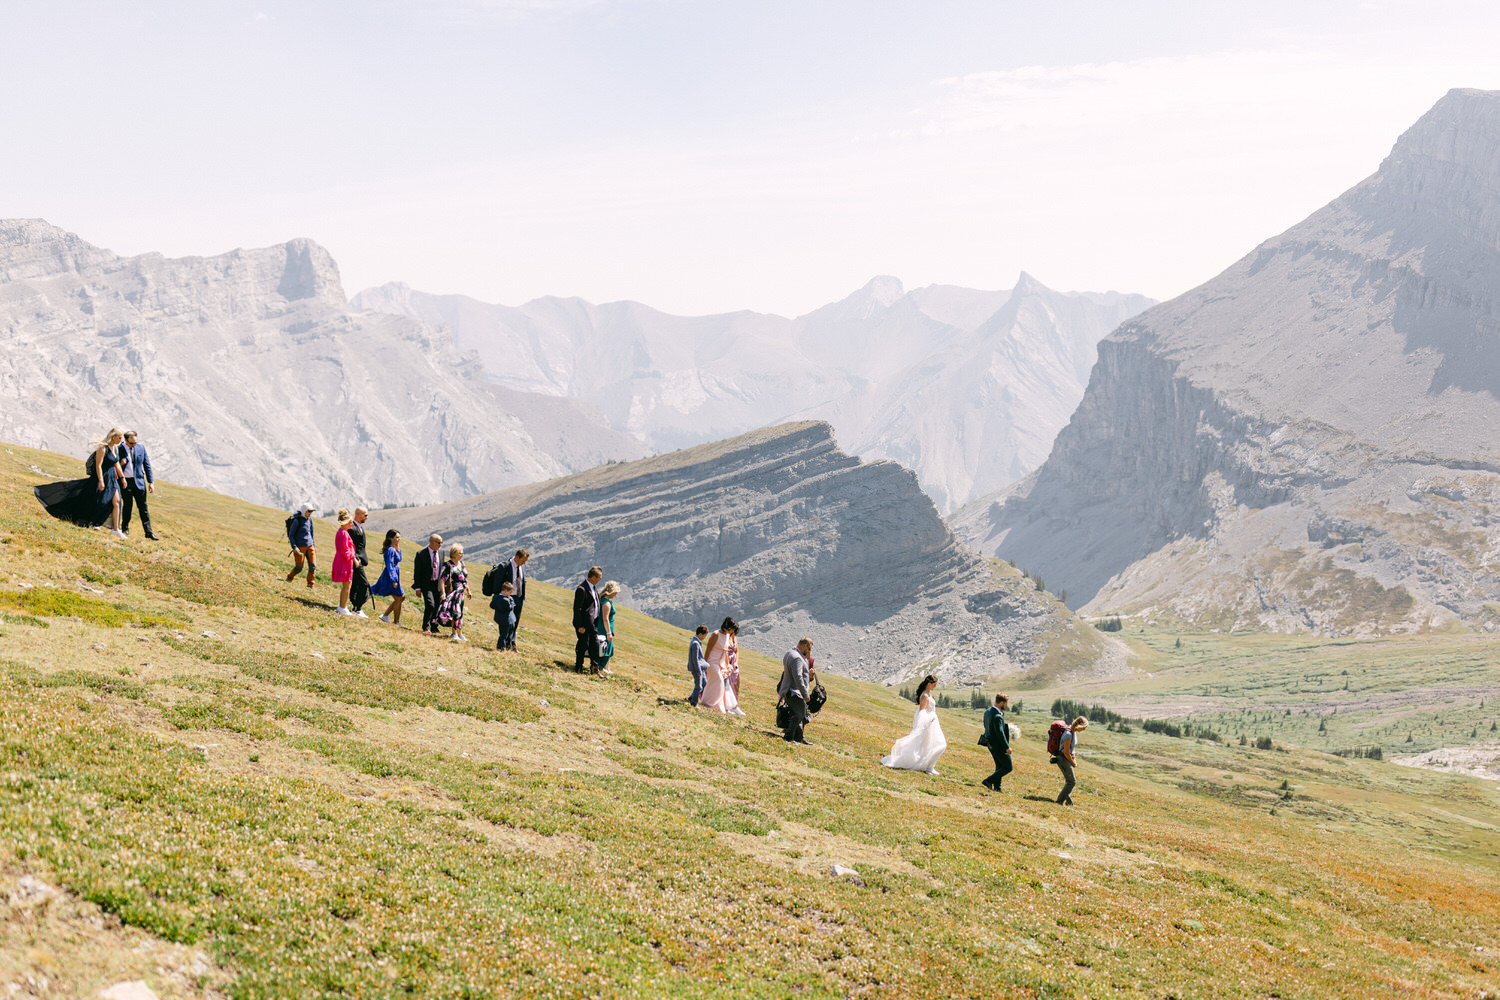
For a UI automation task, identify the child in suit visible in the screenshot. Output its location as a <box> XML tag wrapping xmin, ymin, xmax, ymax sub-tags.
<box><xmin>492</xmin><ymin>582</ymin><xmax>518</xmax><ymax>650</ymax></box>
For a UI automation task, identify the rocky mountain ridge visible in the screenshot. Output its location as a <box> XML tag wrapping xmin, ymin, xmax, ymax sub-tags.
<box><xmin>953</xmin><ymin>89</ymin><xmax>1500</xmax><ymax>635</ymax></box>
<box><xmin>375</xmin><ymin>421</ymin><xmax>1125</xmax><ymax>685</ymax></box>
<box><xmin>353</xmin><ymin>274</ymin><xmax>1153</xmax><ymax>511</ymax></box>
<box><xmin>0</xmin><ymin>220</ymin><xmax>642</xmax><ymax>508</ymax></box>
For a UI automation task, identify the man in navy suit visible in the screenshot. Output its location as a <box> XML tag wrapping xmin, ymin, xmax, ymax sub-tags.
<box><xmin>493</xmin><ymin>548</ymin><xmax>530</xmax><ymax>637</ymax></box>
<box><xmin>119</xmin><ymin>431</ymin><xmax>158</xmax><ymax>540</ymax></box>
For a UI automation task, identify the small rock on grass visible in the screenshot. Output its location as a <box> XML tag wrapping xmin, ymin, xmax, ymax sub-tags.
<box><xmin>830</xmin><ymin>865</ymin><xmax>865</xmax><ymax>886</ymax></box>
<box><xmin>100</xmin><ymin>983</ymin><xmax>159</xmax><ymax>1000</ymax></box>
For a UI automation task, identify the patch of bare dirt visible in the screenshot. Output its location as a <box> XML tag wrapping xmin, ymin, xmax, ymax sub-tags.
<box><xmin>1392</xmin><ymin>740</ymin><xmax>1500</xmax><ymax>782</ymax></box>
<box><xmin>0</xmin><ymin>858</ymin><xmax>230</xmax><ymax>999</ymax></box>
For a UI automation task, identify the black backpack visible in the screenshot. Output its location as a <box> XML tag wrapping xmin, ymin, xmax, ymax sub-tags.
<box><xmin>480</xmin><ymin>563</ymin><xmax>501</xmax><ymax>597</ymax></box>
<box><xmin>284</xmin><ymin>514</ymin><xmax>297</xmax><ymax>546</ymax></box>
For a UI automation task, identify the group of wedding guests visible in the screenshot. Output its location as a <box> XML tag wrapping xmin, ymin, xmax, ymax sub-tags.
<box><xmin>284</xmin><ymin>508</ymin><xmax>503</xmax><ymax>645</ymax></box>
<box><xmin>681</xmin><ymin>625</ymin><xmax>820</xmax><ymax>745</ymax></box>
<box><xmin>34</xmin><ymin>427</ymin><xmax>158</xmax><ymax>539</ymax></box>
<box><xmin>277</xmin><ymin>507</ymin><xmax>1086</xmax><ymax>799</ymax></box>
<box><xmin>685</xmin><ymin>617</ymin><xmax>748</xmax><ymax>715</ymax></box>
<box><xmin>880</xmin><ymin>675</ymin><xmax>1089</xmax><ymax>804</ymax></box>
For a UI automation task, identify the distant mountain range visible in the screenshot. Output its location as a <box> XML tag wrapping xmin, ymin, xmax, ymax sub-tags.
<box><xmin>953</xmin><ymin>89</ymin><xmax>1500</xmax><ymax>635</ymax></box>
<box><xmin>375</xmin><ymin>421</ymin><xmax>1125</xmax><ymax>685</ymax></box>
<box><xmin>353</xmin><ymin>275</ymin><xmax>1152</xmax><ymax>511</ymax></box>
<box><xmin>0</xmin><ymin>221</ymin><xmax>643</xmax><ymax>508</ymax></box>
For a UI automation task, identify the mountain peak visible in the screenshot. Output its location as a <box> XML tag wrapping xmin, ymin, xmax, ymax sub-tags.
<box><xmin>276</xmin><ymin>238</ymin><xmax>345</xmax><ymax>304</ymax></box>
<box><xmin>0</xmin><ymin>218</ymin><xmax>116</xmax><ymax>281</ymax></box>
<box><xmin>1364</xmin><ymin>87</ymin><xmax>1500</xmax><ymax>243</ymax></box>
<box><xmin>860</xmin><ymin>275</ymin><xmax>905</xmax><ymax>307</ymax></box>
<box><xmin>1011</xmin><ymin>271</ymin><xmax>1052</xmax><ymax>297</ymax></box>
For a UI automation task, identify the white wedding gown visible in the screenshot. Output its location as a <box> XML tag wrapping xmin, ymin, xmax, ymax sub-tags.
<box><xmin>882</xmin><ymin>700</ymin><xmax>947</xmax><ymax>773</ymax></box>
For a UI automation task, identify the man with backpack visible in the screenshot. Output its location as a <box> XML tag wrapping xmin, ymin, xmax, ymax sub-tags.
<box><xmin>285</xmin><ymin>503</ymin><xmax>317</xmax><ymax>588</ymax></box>
<box><xmin>482</xmin><ymin>549</ymin><xmax>529</xmax><ymax>644</ymax></box>
<box><xmin>980</xmin><ymin>693</ymin><xmax>1012</xmax><ymax>791</ymax></box>
<box><xmin>1049</xmin><ymin>716</ymin><xmax>1089</xmax><ymax>806</ymax></box>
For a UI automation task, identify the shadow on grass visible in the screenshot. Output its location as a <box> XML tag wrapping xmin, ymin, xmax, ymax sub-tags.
<box><xmin>1022</xmin><ymin>794</ymin><xmax>1061</xmax><ymax>804</ymax></box>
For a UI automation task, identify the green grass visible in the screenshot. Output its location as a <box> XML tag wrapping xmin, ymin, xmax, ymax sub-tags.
<box><xmin>1047</xmin><ymin>630</ymin><xmax>1500</xmax><ymax>756</ymax></box>
<box><xmin>1</xmin><ymin>440</ymin><xmax>1498</xmax><ymax>999</ymax></box>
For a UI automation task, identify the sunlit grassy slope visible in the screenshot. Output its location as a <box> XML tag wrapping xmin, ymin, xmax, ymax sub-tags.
<box><xmin>1042</xmin><ymin>629</ymin><xmax>1500</xmax><ymax>758</ymax></box>
<box><xmin>1</xmin><ymin>441</ymin><xmax>1498</xmax><ymax>1000</ymax></box>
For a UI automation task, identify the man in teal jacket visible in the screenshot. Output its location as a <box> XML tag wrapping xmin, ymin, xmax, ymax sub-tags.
<box><xmin>981</xmin><ymin>693</ymin><xmax>1012</xmax><ymax>791</ymax></box>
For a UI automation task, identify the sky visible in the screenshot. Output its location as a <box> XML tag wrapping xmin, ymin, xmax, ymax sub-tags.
<box><xmin>5</xmin><ymin>1</ymin><xmax>1500</xmax><ymax>316</ymax></box>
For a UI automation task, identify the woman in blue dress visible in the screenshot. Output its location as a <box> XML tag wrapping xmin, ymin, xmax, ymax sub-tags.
<box><xmin>34</xmin><ymin>427</ymin><xmax>126</xmax><ymax>534</ymax></box>
<box><xmin>370</xmin><ymin>529</ymin><xmax>406</xmax><ymax>624</ymax></box>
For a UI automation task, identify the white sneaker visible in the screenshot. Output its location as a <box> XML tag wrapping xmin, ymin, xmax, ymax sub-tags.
<box><xmin>112</xmin><ymin>530</ymin><xmax>127</xmax><ymax>538</ymax></box>
<box><xmin>925</xmin><ymin>769</ymin><xmax>940</xmax><ymax>776</ymax></box>
<box><xmin>379</xmin><ymin>615</ymin><xmax>391</xmax><ymax>623</ymax></box>
<box><xmin>334</xmin><ymin>607</ymin><xmax>351</xmax><ymax>616</ymax></box>
<box><xmin>354</xmin><ymin>610</ymin><xmax>368</xmax><ymax>619</ymax></box>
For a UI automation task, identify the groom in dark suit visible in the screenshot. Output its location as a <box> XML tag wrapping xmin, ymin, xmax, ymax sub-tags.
<box><xmin>572</xmin><ymin>566</ymin><xmax>602</xmax><ymax>672</ymax></box>
<box><xmin>981</xmin><ymin>693</ymin><xmax>1012</xmax><ymax>791</ymax></box>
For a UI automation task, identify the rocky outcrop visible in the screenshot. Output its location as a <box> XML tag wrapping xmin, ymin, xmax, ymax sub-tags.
<box><xmin>376</xmin><ymin>421</ymin><xmax>1124</xmax><ymax>684</ymax></box>
<box><xmin>953</xmin><ymin>90</ymin><xmax>1500</xmax><ymax>635</ymax></box>
<box><xmin>353</xmin><ymin>275</ymin><xmax>1152</xmax><ymax>511</ymax></box>
<box><xmin>0</xmin><ymin>220</ymin><xmax>642</xmax><ymax>508</ymax></box>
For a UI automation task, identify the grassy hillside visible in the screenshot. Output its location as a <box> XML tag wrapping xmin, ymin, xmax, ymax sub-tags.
<box><xmin>1042</xmin><ymin>628</ymin><xmax>1500</xmax><ymax>758</ymax></box>
<box><xmin>1</xmin><ymin>442</ymin><xmax>1498</xmax><ymax>1000</ymax></box>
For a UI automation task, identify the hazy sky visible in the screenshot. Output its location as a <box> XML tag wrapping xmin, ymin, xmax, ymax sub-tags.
<box><xmin>5</xmin><ymin>1</ymin><xmax>1500</xmax><ymax>315</ymax></box>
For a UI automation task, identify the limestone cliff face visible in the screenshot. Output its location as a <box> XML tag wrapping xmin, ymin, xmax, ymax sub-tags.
<box><xmin>953</xmin><ymin>90</ymin><xmax>1500</xmax><ymax>635</ymax></box>
<box><xmin>0</xmin><ymin>221</ymin><xmax>641</xmax><ymax>508</ymax></box>
<box><xmin>378</xmin><ymin>422</ymin><xmax>1123</xmax><ymax>684</ymax></box>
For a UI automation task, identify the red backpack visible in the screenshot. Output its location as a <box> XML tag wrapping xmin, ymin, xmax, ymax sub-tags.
<box><xmin>1046</xmin><ymin>720</ymin><xmax>1070</xmax><ymax>755</ymax></box>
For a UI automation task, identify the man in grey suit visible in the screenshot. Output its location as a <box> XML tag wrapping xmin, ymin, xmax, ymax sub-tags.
<box><xmin>778</xmin><ymin>638</ymin><xmax>814</xmax><ymax>745</ymax></box>
<box><xmin>119</xmin><ymin>431</ymin><xmax>158</xmax><ymax>540</ymax></box>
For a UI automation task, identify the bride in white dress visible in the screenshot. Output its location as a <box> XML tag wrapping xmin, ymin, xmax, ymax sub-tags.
<box><xmin>881</xmin><ymin>674</ymin><xmax>947</xmax><ymax>775</ymax></box>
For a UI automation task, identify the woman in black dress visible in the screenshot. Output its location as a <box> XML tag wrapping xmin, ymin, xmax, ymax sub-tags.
<box><xmin>35</xmin><ymin>428</ymin><xmax>127</xmax><ymax>534</ymax></box>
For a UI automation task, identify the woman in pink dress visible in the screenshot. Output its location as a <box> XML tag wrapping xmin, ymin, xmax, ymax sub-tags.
<box><xmin>700</xmin><ymin>617</ymin><xmax>745</xmax><ymax>716</ymax></box>
<box><xmin>332</xmin><ymin>510</ymin><xmax>356</xmax><ymax>615</ymax></box>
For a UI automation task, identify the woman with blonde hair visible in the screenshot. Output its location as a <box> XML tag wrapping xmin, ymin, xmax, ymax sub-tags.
<box><xmin>594</xmin><ymin>581</ymin><xmax>620</xmax><ymax>676</ymax></box>
<box><xmin>34</xmin><ymin>427</ymin><xmax>126</xmax><ymax>534</ymax></box>
<box><xmin>332</xmin><ymin>509</ymin><xmax>356</xmax><ymax>615</ymax></box>
<box><xmin>436</xmin><ymin>542</ymin><xmax>470</xmax><ymax>641</ymax></box>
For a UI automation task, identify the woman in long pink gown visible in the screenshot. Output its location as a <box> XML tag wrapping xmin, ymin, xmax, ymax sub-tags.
<box><xmin>700</xmin><ymin>617</ymin><xmax>745</xmax><ymax>716</ymax></box>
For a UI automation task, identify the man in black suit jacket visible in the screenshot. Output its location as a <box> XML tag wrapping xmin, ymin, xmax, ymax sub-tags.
<box><xmin>413</xmin><ymin>533</ymin><xmax>445</xmax><ymax>634</ymax></box>
<box><xmin>348</xmin><ymin>508</ymin><xmax>371</xmax><ymax>617</ymax></box>
<box><xmin>981</xmin><ymin>693</ymin><xmax>1013</xmax><ymax>791</ymax></box>
<box><xmin>572</xmin><ymin>566</ymin><xmax>603</xmax><ymax>671</ymax></box>
<box><xmin>494</xmin><ymin>548</ymin><xmax>530</xmax><ymax>633</ymax></box>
